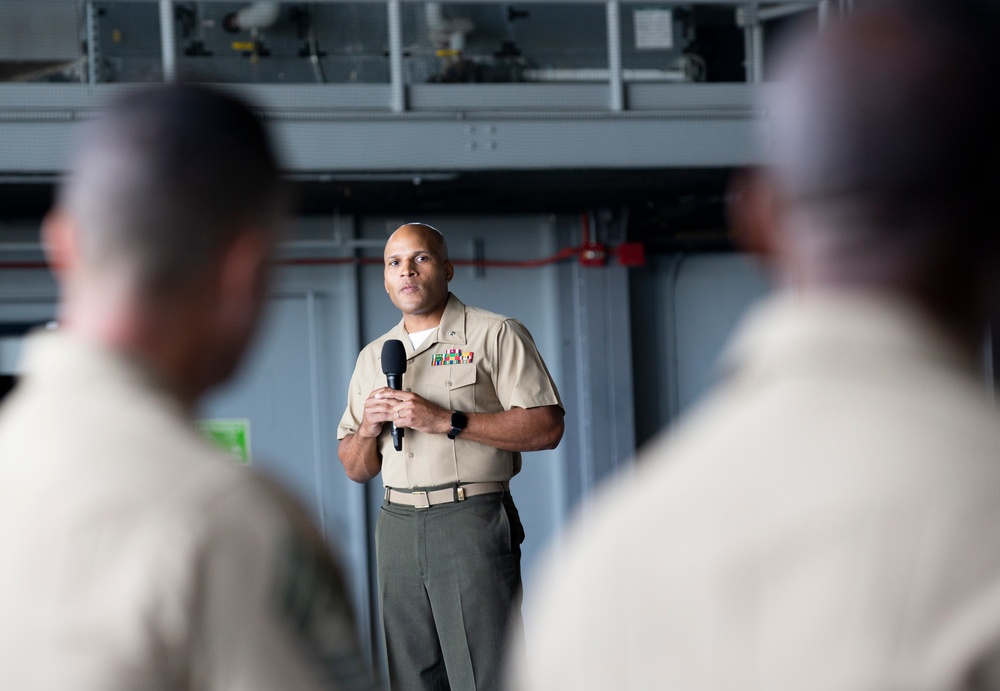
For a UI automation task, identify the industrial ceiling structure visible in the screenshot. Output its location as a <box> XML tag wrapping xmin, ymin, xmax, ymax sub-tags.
<box><xmin>0</xmin><ymin>1</ymin><xmax>830</xmax><ymax>247</ymax></box>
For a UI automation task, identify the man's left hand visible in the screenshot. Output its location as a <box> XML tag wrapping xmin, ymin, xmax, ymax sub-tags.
<box><xmin>389</xmin><ymin>391</ymin><xmax>451</xmax><ymax>436</ymax></box>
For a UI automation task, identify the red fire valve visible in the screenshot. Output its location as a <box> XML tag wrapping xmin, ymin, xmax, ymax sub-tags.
<box><xmin>579</xmin><ymin>243</ymin><xmax>607</xmax><ymax>267</ymax></box>
<box><xmin>616</xmin><ymin>241</ymin><xmax>646</xmax><ymax>267</ymax></box>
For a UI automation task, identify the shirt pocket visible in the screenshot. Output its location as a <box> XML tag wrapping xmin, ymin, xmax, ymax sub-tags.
<box><xmin>426</xmin><ymin>363</ymin><xmax>478</xmax><ymax>411</ymax></box>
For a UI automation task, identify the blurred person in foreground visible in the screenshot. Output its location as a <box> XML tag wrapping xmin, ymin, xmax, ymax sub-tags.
<box><xmin>511</xmin><ymin>1</ymin><xmax>1000</xmax><ymax>689</ymax></box>
<box><xmin>0</xmin><ymin>83</ymin><xmax>374</xmax><ymax>690</ymax></box>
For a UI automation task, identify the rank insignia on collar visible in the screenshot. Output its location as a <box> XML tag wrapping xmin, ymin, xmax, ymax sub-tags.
<box><xmin>432</xmin><ymin>349</ymin><xmax>474</xmax><ymax>366</ymax></box>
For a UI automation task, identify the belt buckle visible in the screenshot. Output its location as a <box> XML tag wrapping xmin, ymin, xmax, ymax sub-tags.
<box><xmin>412</xmin><ymin>491</ymin><xmax>430</xmax><ymax>509</ymax></box>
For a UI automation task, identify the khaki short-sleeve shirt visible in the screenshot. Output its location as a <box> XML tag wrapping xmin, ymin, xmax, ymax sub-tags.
<box><xmin>338</xmin><ymin>293</ymin><xmax>562</xmax><ymax>489</ymax></box>
<box><xmin>0</xmin><ymin>331</ymin><xmax>374</xmax><ymax>691</ymax></box>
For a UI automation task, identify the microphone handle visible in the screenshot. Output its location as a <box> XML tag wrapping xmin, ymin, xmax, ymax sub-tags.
<box><xmin>386</xmin><ymin>372</ymin><xmax>404</xmax><ymax>450</ymax></box>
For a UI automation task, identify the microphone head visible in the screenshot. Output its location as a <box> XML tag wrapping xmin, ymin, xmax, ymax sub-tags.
<box><xmin>381</xmin><ymin>339</ymin><xmax>407</xmax><ymax>375</ymax></box>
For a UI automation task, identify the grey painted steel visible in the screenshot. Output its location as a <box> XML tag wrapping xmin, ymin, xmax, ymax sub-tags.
<box><xmin>630</xmin><ymin>253</ymin><xmax>769</xmax><ymax>448</ymax></box>
<box><xmin>387</xmin><ymin>0</ymin><xmax>405</xmax><ymax>113</ymax></box>
<box><xmin>0</xmin><ymin>99</ymin><xmax>767</xmax><ymax>173</ymax></box>
<box><xmin>571</xmin><ymin>259</ymin><xmax>635</xmax><ymax>500</ymax></box>
<box><xmin>740</xmin><ymin>5</ymin><xmax>764</xmax><ymax>84</ymax></box>
<box><xmin>159</xmin><ymin>0</ymin><xmax>177</xmax><ymax>82</ymax></box>
<box><xmin>0</xmin><ymin>1</ymin><xmax>77</xmax><ymax>62</ymax></box>
<box><xmin>606</xmin><ymin>0</ymin><xmax>624</xmax><ymax>112</ymax></box>
<box><xmin>86</xmin><ymin>2</ymin><xmax>101</xmax><ymax>85</ymax></box>
<box><xmin>272</xmin><ymin>114</ymin><xmax>763</xmax><ymax>169</ymax></box>
<box><xmin>0</xmin><ymin>73</ymin><xmax>771</xmax><ymax>172</ymax></box>
<box><xmin>0</xmin><ymin>81</ymin><xmax>765</xmax><ymax>113</ymax></box>
<box><xmin>667</xmin><ymin>253</ymin><xmax>770</xmax><ymax>416</ymax></box>
<box><xmin>406</xmin><ymin>83</ymin><xmax>610</xmax><ymax>111</ymax></box>
<box><xmin>92</xmin><ymin>0</ymin><xmax>820</xmax><ymax>5</ymax></box>
<box><xmin>0</xmin><ymin>116</ymin><xmax>765</xmax><ymax>171</ymax></box>
<box><xmin>549</xmin><ymin>216</ymin><xmax>636</xmax><ymax>515</ymax></box>
<box><xmin>819</xmin><ymin>0</ymin><xmax>831</xmax><ymax>28</ymax></box>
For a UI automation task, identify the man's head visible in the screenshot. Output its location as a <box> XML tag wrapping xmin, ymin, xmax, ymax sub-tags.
<box><xmin>45</xmin><ymin>83</ymin><xmax>289</xmax><ymax>402</ymax></box>
<box><xmin>738</xmin><ymin>0</ymin><xmax>1000</xmax><ymax>341</ymax></box>
<box><xmin>383</xmin><ymin>223</ymin><xmax>454</xmax><ymax>329</ymax></box>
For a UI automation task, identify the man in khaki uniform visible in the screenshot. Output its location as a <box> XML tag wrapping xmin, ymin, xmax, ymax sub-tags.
<box><xmin>338</xmin><ymin>223</ymin><xmax>564</xmax><ymax>690</ymax></box>
<box><xmin>0</xmin><ymin>84</ymin><xmax>374</xmax><ymax>690</ymax></box>
<box><xmin>511</xmin><ymin>2</ymin><xmax>1000</xmax><ymax>690</ymax></box>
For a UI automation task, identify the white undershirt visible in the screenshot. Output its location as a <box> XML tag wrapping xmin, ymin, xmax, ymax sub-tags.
<box><xmin>408</xmin><ymin>327</ymin><xmax>435</xmax><ymax>350</ymax></box>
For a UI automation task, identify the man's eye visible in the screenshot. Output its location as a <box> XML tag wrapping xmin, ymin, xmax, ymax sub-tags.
<box><xmin>388</xmin><ymin>260</ymin><xmax>398</xmax><ymax>266</ymax></box>
<box><xmin>416</xmin><ymin>256</ymin><xmax>427</xmax><ymax>262</ymax></box>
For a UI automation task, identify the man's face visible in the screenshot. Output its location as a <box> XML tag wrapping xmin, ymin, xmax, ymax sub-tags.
<box><xmin>383</xmin><ymin>225</ymin><xmax>453</xmax><ymax>318</ymax></box>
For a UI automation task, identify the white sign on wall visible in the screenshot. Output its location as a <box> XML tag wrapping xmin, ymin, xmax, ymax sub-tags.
<box><xmin>634</xmin><ymin>8</ymin><xmax>674</xmax><ymax>50</ymax></box>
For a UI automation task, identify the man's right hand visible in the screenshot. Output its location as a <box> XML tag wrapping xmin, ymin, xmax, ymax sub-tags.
<box><xmin>359</xmin><ymin>387</ymin><xmax>405</xmax><ymax>439</ymax></box>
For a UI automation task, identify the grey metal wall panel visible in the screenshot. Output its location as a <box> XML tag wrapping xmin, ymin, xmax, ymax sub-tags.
<box><xmin>274</xmin><ymin>115</ymin><xmax>763</xmax><ymax>170</ymax></box>
<box><xmin>408</xmin><ymin>83</ymin><xmax>610</xmax><ymax>111</ymax></box>
<box><xmin>632</xmin><ymin>251</ymin><xmax>769</xmax><ymax>450</ymax></box>
<box><xmin>0</xmin><ymin>1</ymin><xmax>79</xmax><ymax>62</ymax></box>
<box><xmin>0</xmin><ymin>82</ymin><xmax>770</xmax><ymax>173</ymax></box>
<box><xmin>0</xmin><ymin>114</ymin><xmax>763</xmax><ymax>172</ymax></box>
<box><xmin>672</xmin><ymin>253</ymin><xmax>769</xmax><ymax>414</ymax></box>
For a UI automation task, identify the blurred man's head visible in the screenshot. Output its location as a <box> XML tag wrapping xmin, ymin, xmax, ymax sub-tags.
<box><xmin>44</xmin><ymin>83</ymin><xmax>289</xmax><ymax>403</ymax></box>
<box><xmin>737</xmin><ymin>0</ymin><xmax>1000</xmax><ymax>347</ymax></box>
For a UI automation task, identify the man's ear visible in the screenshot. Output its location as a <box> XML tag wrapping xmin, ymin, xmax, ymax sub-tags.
<box><xmin>215</xmin><ymin>230</ymin><xmax>272</xmax><ymax>327</ymax></box>
<box><xmin>41</xmin><ymin>209</ymin><xmax>81</xmax><ymax>280</ymax></box>
<box><xmin>445</xmin><ymin>260</ymin><xmax>454</xmax><ymax>283</ymax></box>
<box><xmin>728</xmin><ymin>167</ymin><xmax>783</xmax><ymax>260</ymax></box>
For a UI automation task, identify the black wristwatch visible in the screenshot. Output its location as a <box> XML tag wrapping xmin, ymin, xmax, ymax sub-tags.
<box><xmin>447</xmin><ymin>410</ymin><xmax>468</xmax><ymax>440</ymax></box>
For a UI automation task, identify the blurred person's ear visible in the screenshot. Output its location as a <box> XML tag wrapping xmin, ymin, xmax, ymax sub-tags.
<box><xmin>213</xmin><ymin>227</ymin><xmax>275</xmax><ymax>341</ymax></box>
<box><xmin>41</xmin><ymin>209</ymin><xmax>80</xmax><ymax>280</ymax></box>
<box><xmin>221</xmin><ymin>228</ymin><xmax>272</xmax><ymax>301</ymax></box>
<box><xmin>728</xmin><ymin>167</ymin><xmax>782</xmax><ymax>261</ymax></box>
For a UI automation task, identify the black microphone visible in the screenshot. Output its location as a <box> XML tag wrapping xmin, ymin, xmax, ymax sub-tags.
<box><xmin>381</xmin><ymin>339</ymin><xmax>407</xmax><ymax>451</ymax></box>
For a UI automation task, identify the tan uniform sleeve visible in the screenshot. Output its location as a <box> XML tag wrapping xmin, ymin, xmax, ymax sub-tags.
<box><xmin>337</xmin><ymin>349</ymin><xmax>376</xmax><ymax>441</ymax></box>
<box><xmin>491</xmin><ymin>319</ymin><xmax>563</xmax><ymax>411</ymax></box>
<box><xmin>191</xmin><ymin>477</ymin><xmax>376</xmax><ymax>691</ymax></box>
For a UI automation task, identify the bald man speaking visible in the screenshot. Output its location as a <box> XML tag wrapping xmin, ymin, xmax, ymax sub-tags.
<box><xmin>337</xmin><ymin>223</ymin><xmax>564</xmax><ymax>690</ymax></box>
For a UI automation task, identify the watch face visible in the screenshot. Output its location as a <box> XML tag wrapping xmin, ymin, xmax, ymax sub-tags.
<box><xmin>449</xmin><ymin>411</ymin><xmax>468</xmax><ymax>439</ymax></box>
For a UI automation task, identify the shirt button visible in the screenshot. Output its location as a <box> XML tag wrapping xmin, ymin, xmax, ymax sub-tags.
<box><xmin>405</xmin><ymin>388</ymin><xmax>411</xmax><ymax>392</ymax></box>
<box><xmin>407</xmin><ymin>452</ymin><xmax>414</xmax><ymax>458</ymax></box>
<box><xmin>408</xmin><ymin>358</ymin><xmax>414</xmax><ymax>364</ymax></box>
<box><xmin>446</xmin><ymin>381</ymin><xmax>452</xmax><ymax>386</ymax></box>
<box><xmin>449</xmin><ymin>331</ymin><xmax>456</xmax><ymax>337</ymax></box>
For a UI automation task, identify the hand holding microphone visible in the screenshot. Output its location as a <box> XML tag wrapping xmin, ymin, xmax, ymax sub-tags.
<box><xmin>381</xmin><ymin>339</ymin><xmax>407</xmax><ymax>451</ymax></box>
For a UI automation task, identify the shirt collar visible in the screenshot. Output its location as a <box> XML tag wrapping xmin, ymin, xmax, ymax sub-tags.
<box><xmin>18</xmin><ymin>328</ymin><xmax>184</xmax><ymax>414</ymax></box>
<box><xmin>721</xmin><ymin>289</ymin><xmax>981</xmax><ymax>384</ymax></box>
<box><xmin>388</xmin><ymin>293</ymin><xmax>467</xmax><ymax>358</ymax></box>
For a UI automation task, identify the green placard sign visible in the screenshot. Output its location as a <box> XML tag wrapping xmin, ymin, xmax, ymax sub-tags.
<box><xmin>198</xmin><ymin>418</ymin><xmax>251</xmax><ymax>465</ymax></box>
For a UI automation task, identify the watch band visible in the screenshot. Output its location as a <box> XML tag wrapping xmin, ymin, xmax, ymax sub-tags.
<box><xmin>448</xmin><ymin>410</ymin><xmax>468</xmax><ymax>440</ymax></box>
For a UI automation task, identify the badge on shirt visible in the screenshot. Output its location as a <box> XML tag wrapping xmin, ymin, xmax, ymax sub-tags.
<box><xmin>432</xmin><ymin>349</ymin><xmax>474</xmax><ymax>366</ymax></box>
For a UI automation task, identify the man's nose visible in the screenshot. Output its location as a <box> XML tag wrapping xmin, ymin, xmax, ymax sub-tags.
<box><xmin>400</xmin><ymin>260</ymin><xmax>416</xmax><ymax>275</ymax></box>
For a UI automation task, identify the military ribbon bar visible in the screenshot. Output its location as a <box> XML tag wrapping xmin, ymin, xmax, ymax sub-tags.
<box><xmin>431</xmin><ymin>349</ymin><xmax>475</xmax><ymax>366</ymax></box>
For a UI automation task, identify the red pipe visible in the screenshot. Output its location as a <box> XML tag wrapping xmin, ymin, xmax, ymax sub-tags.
<box><xmin>0</xmin><ymin>261</ymin><xmax>49</xmax><ymax>271</ymax></box>
<box><xmin>0</xmin><ymin>217</ymin><xmax>603</xmax><ymax>272</ymax></box>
